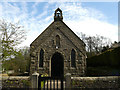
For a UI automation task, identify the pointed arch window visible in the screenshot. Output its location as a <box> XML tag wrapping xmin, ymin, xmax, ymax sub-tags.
<box><xmin>39</xmin><ymin>49</ymin><xmax>44</xmax><ymax>67</ymax></box>
<box><xmin>56</xmin><ymin>35</ymin><xmax>60</xmax><ymax>48</ymax></box>
<box><xmin>71</xmin><ymin>49</ymin><xmax>76</xmax><ymax>67</ymax></box>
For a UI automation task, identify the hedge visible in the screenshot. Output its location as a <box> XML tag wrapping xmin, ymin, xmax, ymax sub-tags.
<box><xmin>87</xmin><ymin>47</ymin><xmax>120</xmax><ymax>68</ymax></box>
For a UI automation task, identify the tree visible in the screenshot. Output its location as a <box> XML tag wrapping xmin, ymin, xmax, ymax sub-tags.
<box><xmin>0</xmin><ymin>19</ymin><xmax>26</xmax><ymax>61</ymax></box>
<box><xmin>2</xmin><ymin>46</ymin><xmax>30</xmax><ymax>74</ymax></box>
<box><xmin>101</xmin><ymin>45</ymin><xmax>109</xmax><ymax>52</ymax></box>
<box><xmin>19</xmin><ymin>46</ymin><xmax>30</xmax><ymax>73</ymax></box>
<box><xmin>78</xmin><ymin>32</ymin><xmax>112</xmax><ymax>57</ymax></box>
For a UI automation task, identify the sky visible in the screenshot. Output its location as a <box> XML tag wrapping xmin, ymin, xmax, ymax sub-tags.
<box><xmin>0</xmin><ymin>1</ymin><xmax>119</xmax><ymax>47</ymax></box>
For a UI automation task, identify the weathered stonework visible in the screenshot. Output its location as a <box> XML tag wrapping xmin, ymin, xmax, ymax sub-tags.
<box><xmin>2</xmin><ymin>76</ymin><xmax>30</xmax><ymax>89</ymax></box>
<box><xmin>30</xmin><ymin>8</ymin><xmax>86</xmax><ymax>77</ymax></box>
<box><xmin>71</xmin><ymin>76</ymin><xmax>120</xmax><ymax>88</ymax></box>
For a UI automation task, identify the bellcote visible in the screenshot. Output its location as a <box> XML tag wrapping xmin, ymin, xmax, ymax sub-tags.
<box><xmin>54</xmin><ymin>8</ymin><xmax>63</xmax><ymax>21</ymax></box>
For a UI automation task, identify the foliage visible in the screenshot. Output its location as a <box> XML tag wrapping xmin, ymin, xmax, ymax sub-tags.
<box><xmin>87</xmin><ymin>66</ymin><xmax>120</xmax><ymax>76</ymax></box>
<box><xmin>87</xmin><ymin>47</ymin><xmax>120</xmax><ymax>76</ymax></box>
<box><xmin>87</xmin><ymin>47</ymin><xmax>120</xmax><ymax>67</ymax></box>
<box><xmin>20</xmin><ymin>46</ymin><xmax>30</xmax><ymax>72</ymax></box>
<box><xmin>2</xmin><ymin>52</ymin><xmax>25</xmax><ymax>73</ymax></box>
<box><xmin>0</xmin><ymin>19</ymin><xmax>31</xmax><ymax>75</ymax></box>
<box><xmin>0</xmin><ymin>19</ymin><xmax>26</xmax><ymax>61</ymax></box>
<box><xmin>77</xmin><ymin>32</ymin><xmax>112</xmax><ymax>57</ymax></box>
<box><xmin>101</xmin><ymin>45</ymin><xmax>110</xmax><ymax>52</ymax></box>
<box><xmin>2</xmin><ymin>46</ymin><xmax>30</xmax><ymax>75</ymax></box>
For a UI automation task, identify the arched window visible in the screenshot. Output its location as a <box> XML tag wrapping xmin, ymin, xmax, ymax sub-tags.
<box><xmin>71</xmin><ymin>49</ymin><xmax>76</xmax><ymax>67</ymax></box>
<box><xmin>39</xmin><ymin>49</ymin><xmax>44</xmax><ymax>67</ymax></box>
<box><xmin>56</xmin><ymin>35</ymin><xmax>60</xmax><ymax>48</ymax></box>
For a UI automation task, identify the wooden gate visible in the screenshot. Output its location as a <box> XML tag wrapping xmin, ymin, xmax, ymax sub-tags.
<box><xmin>38</xmin><ymin>75</ymin><xmax>64</xmax><ymax>90</ymax></box>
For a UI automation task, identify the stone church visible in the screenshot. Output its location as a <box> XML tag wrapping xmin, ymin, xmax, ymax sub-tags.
<box><xmin>30</xmin><ymin>8</ymin><xmax>86</xmax><ymax>77</ymax></box>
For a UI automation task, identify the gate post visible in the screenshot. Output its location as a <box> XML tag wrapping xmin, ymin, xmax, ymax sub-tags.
<box><xmin>65</xmin><ymin>73</ymin><xmax>71</xmax><ymax>89</ymax></box>
<box><xmin>31</xmin><ymin>72</ymin><xmax>39</xmax><ymax>88</ymax></box>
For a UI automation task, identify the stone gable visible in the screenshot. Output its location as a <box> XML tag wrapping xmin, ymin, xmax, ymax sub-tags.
<box><xmin>30</xmin><ymin>8</ymin><xmax>86</xmax><ymax>77</ymax></box>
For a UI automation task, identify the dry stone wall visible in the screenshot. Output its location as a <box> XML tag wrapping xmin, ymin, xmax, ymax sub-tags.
<box><xmin>71</xmin><ymin>76</ymin><xmax>120</xmax><ymax>89</ymax></box>
<box><xmin>1</xmin><ymin>76</ymin><xmax>30</xmax><ymax>89</ymax></box>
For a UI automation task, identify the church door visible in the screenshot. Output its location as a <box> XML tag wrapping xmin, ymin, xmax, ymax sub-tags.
<box><xmin>51</xmin><ymin>52</ymin><xmax>64</xmax><ymax>77</ymax></box>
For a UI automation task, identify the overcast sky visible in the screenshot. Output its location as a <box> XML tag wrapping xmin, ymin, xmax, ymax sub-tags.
<box><xmin>0</xmin><ymin>1</ymin><xmax>118</xmax><ymax>47</ymax></box>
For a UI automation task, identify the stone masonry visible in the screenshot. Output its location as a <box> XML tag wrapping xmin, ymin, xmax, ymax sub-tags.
<box><xmin>30</xmin><ymin>8</ymin><xmax>86</xmax><ymax>77</ymax></box>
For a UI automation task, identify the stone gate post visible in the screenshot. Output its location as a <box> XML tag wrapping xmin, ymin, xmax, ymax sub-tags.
<box><xmin>65</xmin><ymin>73</ymin><xmax>71</xmax><ymax>89</ymax></box>
<box><xmin>31</xmin><ymin>72</ymin><xmax>39</xmax><ymax>88</ymax></box>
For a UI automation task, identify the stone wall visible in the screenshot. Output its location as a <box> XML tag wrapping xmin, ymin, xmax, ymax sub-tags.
<box><xmin>71</xmin><ymin>76</ymin><xmax>120</xmax><ymax>89</ymax></box>
<box><xmin>2</xmin><ymin>75</ymin><xmax>120</xmax><ymax>89</ymax></box>
<box><xmin>1</xmin><ymin>76</ymin><xmax>30</xmax><ymax>89</ymax></box>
